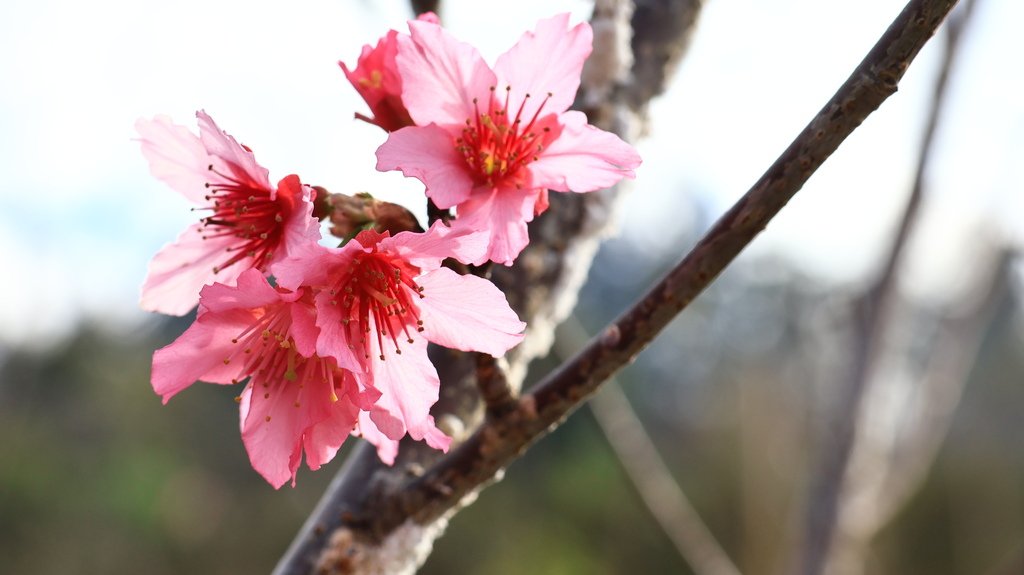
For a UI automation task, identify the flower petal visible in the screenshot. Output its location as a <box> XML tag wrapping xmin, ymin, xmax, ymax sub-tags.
<box><xmin>420</xmin><ymin>416</ymin><xmax>452</xmax><ymax>452</ymax></box>
<box><xmin>384</xmin><ymin>220</ymin><xmax>487</xmax><ymax>271</ymax></box>
<box><xmin>357</xmin><ymin>411</ymin><xmax>400</xmax><ymax>465</ymax></box>
<box><xmin>195</xmin><ymin>110</ymin><xmax>273</xmax><ymax>193</ymax></box>
<box><xmin>396</xmin><ymin>18</ymin><xmax>496</xmax><ymax>127</ymax></box>
<box><xmin>417</xmin><ymin>267</ymin><xmax>525</xmax><ymax>357</ymax></box>
<box><xmin>288</xmin><ymin>294</ymin><xmax>320</xmax><ymax>359</ymax></box>
<box><xmin>238</xmin><ymin>381</ymin><xmax>301</xmax><ymax>489</ymax></box>
<box><xmin>366</xmin><ymin>335</ymin><xmax>447</xmax><ymax>446</ymax></box>
<box><xmin>196</xmin><ymin>268</ymin><xmax>281</xmax><ymax>313</ymax></box>
<box><xmin>272</xmin><ymin>176</ymin><xmax>321</xmax><ymax>269</ymax></box>
<box><xmin>150</xmin><ymin>307</ymin><xmax>253</xmax><ymax>402</ymax></box>
<box><xmin>376</xmin><ymin>124</ymin><xmax>474</xmax><ymax>209</ymax></box>
<box><xmin>312</xmin><ymin>288</ymin><xmax>369</xmax><ymax>373</ymax></box>
<box><xmin>135</xmin><ymin>115</ymin><xmax>211</xmax><ymax>204</ymax></box>
<box><xmin>494</xmin><ymin>13</ymin><xmax>592</xmax><ymax>120</ymax></box>
<box><xmin>140</xmin><ymin>222</ymin><xmax>247</xmax><ymax>316</ymax></box>
<box><xmin>302</xmin><ymin>372</ymin><xmax>362</xmax><ymax>470</ymax></box>
<box><xmin>453</xmin><ymin>186</ymin><xmax>540</xmax><ymax>266</ymax></box>
<box><xmin>528</xmin><ymin>110</ymin><xmax>641</xmax><ymax>192</ymax></box>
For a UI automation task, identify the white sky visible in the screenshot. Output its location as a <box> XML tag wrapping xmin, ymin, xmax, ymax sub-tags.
<box><xmin>0</xmin><ymin>0</ymin><xmax>1020</xmax><ymax>349</ymax></box>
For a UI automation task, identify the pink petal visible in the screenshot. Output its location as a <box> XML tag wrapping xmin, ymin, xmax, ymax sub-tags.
<box><xmin>287</xmin><ymin>295</ymin><xmax>320</xmax><ymax>359</ymax></box>
<box><xmin>140</xmin><ymin>222</ymin><xmax>248</xmax><ymax>316</ymax></box>
<box><xmin>417</xmin><ymin>267</ymin><xmax>525</xmax><ymax>357</ymax></box>
<box><xmin>453</xmin><ymin>186</ymin><xmax>540</xmax><ymax>266</ymax></box>
<box><xmin>195</xmin><ymin>110</ymin><xmax>273</xmax><ymax>193</ymax></box>
<box><xmin>272</xmin><ymin>175</ymin><xmax>319</xmax><ymax>268</ymax></box>
<box><xmin>302</xmin><ymin>373</ymin><xmax>362</xmax><ymax>470</ymax></box>
<box><xmin>313</xmin><ymin>288</ymin><xmax>369</xmax><ymax>373</ymax></box>
<box><xmin>341</xmin><ymin>31</ymin><xmax>416</xmax><ymax>132</ymax></box>
<box><xmin>196</xmin><ymin>268</ymin><xmax>280</xmax><ymax>313</ymax></box>
<box><xmin>494</xmin><ymin>14</ymin><xmax>592</xmax><ymax>120</ymax></box>
<box><xmin>376</xmin><ymin>124</ymin><xmax>474</xmax><ymax>209</ymax></box>
<box><xmin>528</xmin><ymin>110</ymin><xmax>641</xmax><ymax>192</ymax></box>
<box><xmin>420</xmin><ymin>416</ymin><xmax>452</xmax><ymax>452</ymax></box>
<box><xmin>150</xmin><ymin>308</ymin><xmax>254</xmax><ymax>403</ymax></box>
<box><xmin>238</xmin><ymin>381</ymin><xmax>303</xmax><ymax>488</ymax></box>
<box><xmin>358</xmin><ymin>411</ymin><xmax>400</xmax><ymax>465</ymax></box>
<box><xmin>241</xmin><ymin>357</ymin><xmax>350</xmax><ymax>488</ymax></box>
<box><xmin>270</xmin><ymin>241</ymin><xmax>341</xmax><ymax>292</ymax></box>
<box><xmin>369</xmin><ymin>408</ymin><xmax>406</xmax><ymax>441</ymax></box>
<box><xmin>384</xmin><ymin>220</ymin><xmax>487</xmax><ymax>271</ymax></box>
<box><xmin>366</xmin><ymin>335</ymin><xmax>447</xmax><ymax>445</ymax></box>
<box><xmin>396</xmin><ymin>19</ymin><xmax>496</xmax><ymax>128</ymax></box>
<box><xmin>135</xmin><ymin>115</ymin><xmax>211</xmax><ymax>204</ymax></box>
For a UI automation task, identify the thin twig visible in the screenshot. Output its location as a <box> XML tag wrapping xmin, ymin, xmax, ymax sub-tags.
<box><xmin>797</xmin><ymin>2</ymin><xmax>975</xmax><ymax>572</ymax></box>
<box><xmin>409</xmin><ymin>0</ymin><xmax>440</xmax><ymax>17</ymax></box>
<box><xmin>831</xmin><ymin>244</ymin><xmax>1011</xmax><ymax>575</ymax></box>
<box><xmin>591</xmin><ymin>383</ymin><xmax>743</xmax><ymax>575</ymax></box>
<box><xmin>555</xmin><ymin>316</ymin><xmax>742</xmax><ymax>575</ymax></box>
<box><xmin>877</xmin><ymin>246</ymin><xmax>1011</xmax><ymax>517</ymax></box>
<box><xmin>383</xmin><ymin>0</ymin><xmax>961</xmax><ymax>536</ymax></box>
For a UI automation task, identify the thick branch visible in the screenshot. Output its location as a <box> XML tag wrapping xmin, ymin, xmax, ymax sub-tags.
<box><xmin>384</xmin><ymin>0</ymin><xmax>961</xmax><ymax>535</ymax></box>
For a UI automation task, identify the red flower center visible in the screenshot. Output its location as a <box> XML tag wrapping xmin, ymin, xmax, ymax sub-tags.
<box><xmin>328</xmin><ymin>243</ymin><xmax>425</xmax><ymax>362</ymax></box>
<box><xmin>456</xmin><ymin>86</ymin><xmax>555</xmax><ymax>186</ymax></box>
<box><xmin>199</xmin><ymin>165</ymin><xmax>286</xmax><ymax>274</ymax></box>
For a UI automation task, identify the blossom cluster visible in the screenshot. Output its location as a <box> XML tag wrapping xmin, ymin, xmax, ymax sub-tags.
<box><xmin>139</xmin><ymin>13</ymin><xmax>640</xmax><ymax>488</ymax></box>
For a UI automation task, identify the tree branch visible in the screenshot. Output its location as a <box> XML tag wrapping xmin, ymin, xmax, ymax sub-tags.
<box><xmin>474</xmin><ymin>353</ymin><xmax>517</xmax><ymax>417</ymax></box>
<box><xmin>384</xmin><ymin>0</ymin><xmax>961</xmax><ymax>537</ymax></box>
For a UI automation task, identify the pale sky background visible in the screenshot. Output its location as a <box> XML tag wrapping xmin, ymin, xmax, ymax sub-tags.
<box><xmin>0</xmin><ymin>0</ymin><xmax>1020</xmax><ymax>349</ymax></box>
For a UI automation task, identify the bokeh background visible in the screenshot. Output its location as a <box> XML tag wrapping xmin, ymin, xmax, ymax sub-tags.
<box><xmin>1</xmin><ymin>0</ymin><xmax>1022</xmax><ymax>573</ymax></box>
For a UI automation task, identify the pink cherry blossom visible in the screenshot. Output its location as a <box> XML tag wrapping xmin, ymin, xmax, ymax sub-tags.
<box><xmin>341</xmin><ymin>12</ymin><xmax>440</xmax><ymax>132</ymax></box>
<box><xmin>151</xmin><ymin>269</ymin><xmax>378</xmax><ymax>488</ymax></box>
<box><xmin>376</xmin><ymin>13</ymin><xmax>642</xmax><ymax>265</ymax></box>
<box><xmin>136</xmin><ymin>110</ymin><xmax>320</xmax><ymax>316</ymax></box>
<box><xmin>274</xmin><ymin>221</ymin><xmax>526</xmax><ymax>455</ymax></box>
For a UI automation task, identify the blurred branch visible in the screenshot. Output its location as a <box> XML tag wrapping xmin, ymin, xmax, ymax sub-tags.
<box><xmin>592</xmin><ymin>383</ymin><xmax>743</xmax><ymax>575</ymax></box>
<box><xmin>556</xmin><ymin>316</ymin><xmax>742</xmax><ymax>575</ymax></box>
<box><xmin>841</xmin><ymin>244</ymin><xmax>1011</xmax><ymax>558</ymax></box>
<box><xmin>796</xmin><ymin>2</ymin><xmax>976</xmax><ymax>573</ymax></box>
<box><xmin>878</xmin><ymin>252</ymin><xmax>1007</xmax><ymax>512</ymax></box>
<box><xmin>625</xmin><ymin>0</ymin><xmax>704</xmax><ymax>113</ymax></box>
<box><xmin>409</xmin><ymin>0</ymin><xmax>440</xmax><ymax>17</ymax></box>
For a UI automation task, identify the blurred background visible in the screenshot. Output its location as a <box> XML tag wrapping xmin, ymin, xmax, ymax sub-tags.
<box><xmin>1</xmin><ymin>0</ymin><xmax>1022</xmax><ymax>573</ymax></box>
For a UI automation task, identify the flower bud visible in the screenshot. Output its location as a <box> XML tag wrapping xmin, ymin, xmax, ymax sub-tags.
<box><xmin>327</xmin><ymin>192</ymin><xmax>421</xmax><ymax>241</ymax></box>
